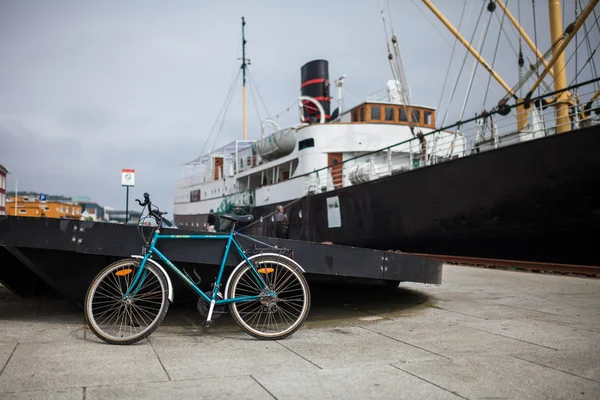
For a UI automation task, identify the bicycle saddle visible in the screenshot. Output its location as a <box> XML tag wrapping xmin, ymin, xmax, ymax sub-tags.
<box><xmin>220</xmin><ymin>214</ymin><xmax>254</xmax><ymax>224</ymax></box>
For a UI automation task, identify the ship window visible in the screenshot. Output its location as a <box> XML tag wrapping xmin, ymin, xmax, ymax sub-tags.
<box><xmin>19</xmin><ymin>209</ymin><xmax>26</xmax><ymax>214</ymax></box>
<box><xmin>411</xmin><ymin>109</ymin><xmax>421</xmax><ymax>123</ymax></box>
<box><xmin>352</xmin><ymin>110</ymin><xmax>358</xmax><ymax>122</ymax></box>
<box><xmin>359</xmin><ymin>107</ymin><xmax>365</xmax><ymax>121</ymax></box>
<box><xmin>191</xmin><ymin>190</ymin><xmax>201</xmax><ymax>202</ymax></box>
<box><xmin>370</xmin><ymin>105</ymin><xmax>381</xmax><ymax>120</ymax></box>
<box><xmin>424</xmin><ymin>111</ymin><xmax>432</xmax><ymax>125</ymax></box>
<box><xmin>399</xmin><ymin>108</ymin><xmax>408</xmax><ymax>122</ymax></box>
<box><xmin>385</xmin><ymin>107</ymin><xmax>395</xmax><ymax>121</ymax></box>
<box><xmin>299</xmin><ymin>138</ymin><xmax>314</xmax><ymax>150</ymax></box>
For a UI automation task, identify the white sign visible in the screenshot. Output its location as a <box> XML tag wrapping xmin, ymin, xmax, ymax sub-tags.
<box><xmin>121</xmin><ymin>169</ymin><xmax>135</xmax><ymax>186</ymax></box>
<box><xmin>326</xmin><ymin>196</ymin><xmax>342</xmax><ymax>228</ymax></box>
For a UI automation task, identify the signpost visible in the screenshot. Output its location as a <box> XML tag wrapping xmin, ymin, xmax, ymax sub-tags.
<box><xmin>121</xmin><ymin>169</ymin><xmax>135</xmax><ymax>224</ymax></box>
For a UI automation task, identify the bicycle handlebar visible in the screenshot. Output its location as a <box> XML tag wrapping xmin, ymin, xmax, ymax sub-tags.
<box><xmin>134</xmin><ymin>192</ymin><xmax>173</xmax><ymax>227</ymax></box>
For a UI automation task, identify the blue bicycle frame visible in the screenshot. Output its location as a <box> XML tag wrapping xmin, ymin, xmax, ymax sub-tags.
<box><xmin>123</xmin><ymin>227</ymin><xmax>270</xmax><ymax>306</ymax></box>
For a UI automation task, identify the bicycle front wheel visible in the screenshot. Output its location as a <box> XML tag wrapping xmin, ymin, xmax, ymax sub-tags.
<box><xmin>228</xmin><ymin>256</ymin><xmax>311</xmax><ymax>340</ymax></box>
<box><xmin>84</xmin><ymin>258</ymin><xmax>170</xmax><ymax>345</ymax></box>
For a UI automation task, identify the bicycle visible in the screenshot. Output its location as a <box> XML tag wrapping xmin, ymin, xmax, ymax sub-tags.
<box><xmin>84</xmin><ymin>192</ymin><xmax>311</xmax><ymax>345</ymax></box>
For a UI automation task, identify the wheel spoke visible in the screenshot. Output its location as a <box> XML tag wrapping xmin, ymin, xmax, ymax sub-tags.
<box><xmin>86</xmin><ymin>261</ymin><xmax>168</xmax><ymax>344</ymax></box>
<box><xmin>229</xmin><ymin>259</ymin><xmax>310</xmax><ymax>339</ymax></box>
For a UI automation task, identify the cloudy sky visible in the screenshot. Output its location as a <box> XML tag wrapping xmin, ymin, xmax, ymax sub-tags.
<box><xmin>1</xmin><ymin>0</ymin><xmax>598</xmax><ymax>214</ymax></box>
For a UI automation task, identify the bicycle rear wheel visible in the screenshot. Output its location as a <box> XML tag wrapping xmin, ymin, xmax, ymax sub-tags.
<box><xmin>84</xmin><ymin>258</ymin><xmax>170</xmax><ymax>345</ymax></box>
<box><xmin>228</xmin><ymin>256</ymin><xmax>311</xmax><ymax>340</ymax></box>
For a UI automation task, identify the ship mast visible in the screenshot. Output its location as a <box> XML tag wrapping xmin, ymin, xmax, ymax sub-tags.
<box><xmin>241</xmin><ymin>17</ymin><xmax>248</xmax><ymax>141</ymax></box>
<box><xmin>548</xmin><ymin>0</ymin><xmax>570</xmax><ymax>134</ymax></box>
<box><xmin>526</xmin><ymin>0</ymin><xmax>599</xmax><ymax>129</ymax></box>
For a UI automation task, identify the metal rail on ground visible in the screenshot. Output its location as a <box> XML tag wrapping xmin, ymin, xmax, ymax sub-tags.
<box><xmin>407</xmin><ymin>253</ymin><xmax>600</xmax><ymax>276</ymax></box>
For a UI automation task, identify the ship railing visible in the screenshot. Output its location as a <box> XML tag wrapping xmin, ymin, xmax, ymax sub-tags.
<box><xmin>303</xmin><ymin>78</ymin><xmax>600</xmax><ymax>196</ymax></box>
<box><xmin>176</xmin><ymin>168</ymin><xmax>224</xmax><ymax>189</ymax></box>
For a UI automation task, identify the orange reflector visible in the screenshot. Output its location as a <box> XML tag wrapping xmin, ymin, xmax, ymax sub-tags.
<box><xmin>115</xmin><ymin>269</ymin><xmax>133</xmax><ymax>276</ymax></box>
<box><xmin>257</xmin><ymin>268</ymin><xmax>274</xmax><ymax>274</ymax></box>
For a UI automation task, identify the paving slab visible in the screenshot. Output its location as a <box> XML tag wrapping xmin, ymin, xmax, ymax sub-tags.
<box><xmin>458</xmin><ymin>317</ymin><xmax>600</xmax><ymax>351</ymax></box>
<box><xmin>1</xmin><ymin>265</ymin><xmax>599</xmax><ymax>399</ymax></box>
<box><xmin>0</xmin><ymin>388</ymin><xmax>82</xmax><ymax>400</ymax></box>
<box><xmin>394</xmin><ymin>354</ymin><xmax>600</xmax><ymax>399</ymax></box>
<box><xmin>525</xmin><ymin>313</ymin><xmax>600</xmax><ymax>333</ymax></box>
<box><xmin>431</xmin><ymin>299</ymin><xmax>566</xmax><ymax>320</ymax></box>
<box><xmin>275</xmin><ymin>325</ymin><xmax>445</xmax><ymax>368</ymax></box>
<box><xmin>0</xmin><ymin>316</ymin><xmax>85</xmax><ymax>343</ymax></box>
<box><xmin>148</xmin><ymin>333</ymin><xmax>319</xmax><ymax>381</ymax></box>
<box><xmin>514</xmin><ymin>349</ymin><xmax>600</xmax><ymax>383</ymax></box>
<box><xmin>86</xmin><ymin>375</ymin><xmax>272</xmax><ymax>400</ymax></box>
<box><xmin>255</xmin><ymin>364</ymin><xmax>461</xmax><ymax>400</ymax></box>
<box><xmin>488</xmin><ymin>294</ymin><xmax>600</xmax><ymax>317</ymax></box>
<box><xmin>0</xmin><ymin>342</ymin><xmax>18</xmax><ymax>371</ymax></box>
<box><xmin>0</xmin><ymin>340</ymin><xmax>167</xmax><ymax>392</ymax></box>
<box><xmin>367</xmin><ymin>319</ymin><xmax>551</xmax><ymax>358</ymax></box>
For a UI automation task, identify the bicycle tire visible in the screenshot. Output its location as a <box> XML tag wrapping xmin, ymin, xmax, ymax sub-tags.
<box><xmin>227</xmin><ymin>255</ymin><xmax>311</xmax><ymax>340</ymax></box>
<box><xmin>84</xmin><ymin>258</ymin><xmax>170</xmax><ymax>345</ymax></box>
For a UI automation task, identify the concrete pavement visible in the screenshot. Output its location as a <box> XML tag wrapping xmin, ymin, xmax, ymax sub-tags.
<box><xmin>0</xmin><ymin>265</ymin><xmax>599</xmax><ymax>399</ymax></box>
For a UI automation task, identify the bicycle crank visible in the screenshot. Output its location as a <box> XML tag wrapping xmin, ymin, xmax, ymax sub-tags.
<box><xmin>197</xmin><ymin>291</ymin><xmax>227</xmax><ymax>320</ymax></box>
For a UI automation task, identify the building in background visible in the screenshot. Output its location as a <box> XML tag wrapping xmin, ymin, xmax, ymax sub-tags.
<box><xmin>7</xmin><ymin>194</ymin><xmax>82</xmax><ymax>219</ymax></box>
<box><xmin>4</xmin><ymin>190</ymin><xmax>133</xmax><ymax>224</ymax></box>
<box><xmin>0</xmin><ymin>163</ymin><xmax>7</xmax><ymax>215</ymax></box>
<box><xmin>80</xmin><ymin>202</ymin><xmax>105</xmax><ymax>221</ymax></box>
<box><xmin>107</xmin><ymin>209</ymin><xmax>141</xmax><ymax>225</ymax></box>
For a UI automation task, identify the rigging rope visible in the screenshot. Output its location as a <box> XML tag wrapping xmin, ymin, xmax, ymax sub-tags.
<box><xmin>484</xmin><ymin>0</ymin><xmax>509</xmax><ymax>107</ymax></box>
<box><xmin>436</xmin><ymin>0</ymin><xmax>468</xmax><ymax>115</ymax></box>
<box><xmin>248</xmin><ymin>73</ymin><xmax>264</xmax><ymax>129</ymax></box>
<box><xmin>408</xmin><ymin>0</ymin><xmax>455</xmax><ymax>46</ymax></box>
<box><xmin>248</xmin><ymin>69</ymin><xmax>271</xmax><ymax>117</ymax></box>
<box><xmin>381</xmin><ymin>0</ymin><xmax>417</xmax><ymax>136</ymax></box>
<box><xmin>494</xmin><ymin>11</ymin><xmax>520</xmax><ymax>58</ymax></box>
<box><xmin>517</xmin><ymin>0</ymin><xmax>524</xmax><ymax>98</ymax></box>
<box><xmin>196</xmin><ymin>68</ymin><xmax>241</xmax><ymax>161</ymax></box>
<box><xmin>575</xmin><ymin>1</ymin><xmax>579</xmax><ymax>87</ymax></box>
<box><xmin>532</xmin><ymin>0</ymin><xmax>542</xmax><ymax>98</ymax></box>
<box><xmin>459</xmin><ymin>5</ymin><xmax>494</xmax><ymax>121</ymax></box>
<box><xmin>208</xmin><ymin>68</ymin><xmax>241</xmax><ymax>153</ymax></box>
<box><xmin>342</xmin><ymin>90</ymin><xmax>361</xmax><ymax>105</ymax></box>
<box><xmin>440</xmin><ymin>1</ymin><xmax>487</xmax><ymax>127</ymax></box>
<box><xmin>266</xmin><ymin>100</ymin><xmax>297</xmax><ymax>122</ymax></box>
<box><xmin>546</xmin><ymin>13</ymin><xmax>600</xmax><ymax>94</ymax></box>
<box><xmin>579</xmin><ymin>0</ymin><xmax>600</xmax><ymax>91</ymax></box>
<box><xmin>568</xmin><ymin>37</ymin><xmax>600</xmax><ymax>87</ymax></box>
<box><xmin>500</xmin><ymin>27</ymin><xmax>568</xmax><ymax>104</ymax></box>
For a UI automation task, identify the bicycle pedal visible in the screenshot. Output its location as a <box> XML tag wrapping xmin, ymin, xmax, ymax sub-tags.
<box><xmin>203</xmin><ymin>320</ymin><xmax>216</xmax><ymax>327</ymax></box>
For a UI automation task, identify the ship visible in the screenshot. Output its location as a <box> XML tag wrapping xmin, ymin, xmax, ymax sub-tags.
<box><xmin>174</xmin><ymin>1</ymin><xmax>600</xmax><ymax>266</ymax></box>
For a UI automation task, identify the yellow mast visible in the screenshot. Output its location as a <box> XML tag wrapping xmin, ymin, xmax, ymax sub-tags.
<box><xmin>243</xmin><ymin>88</ymin><xmax>247</xmax><ymax>141</ymax></box>
<box><xmin>548</xmin><ymin>0</ymin><xmax>571</xmax><ymax>134</ymax></box>
<box><xmin>527</xmin><ymin>0</ymin><xmax>598</xmax><ymax>105</ymax></box>
<box><xmin>421</xmin><ymin>0</ymin><xmax>516</xmax><ymax>99</ymax></box>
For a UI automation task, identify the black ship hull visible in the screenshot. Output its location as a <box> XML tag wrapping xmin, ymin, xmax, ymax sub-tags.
<box><xmin>176</xmin><ymin>124</ymin><xmax>600</xmax><ymax>266</ymax></box>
